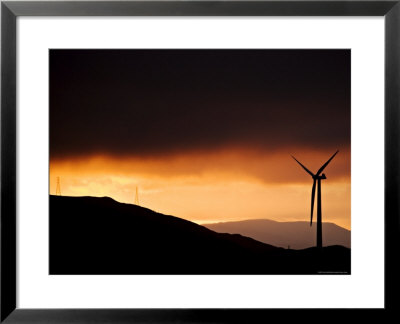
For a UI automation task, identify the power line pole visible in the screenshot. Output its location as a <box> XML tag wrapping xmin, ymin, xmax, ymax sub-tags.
<box><xmin>56</xmin><ymin>177</ymin><xmax>61</xmax><ymax>196</ymax></box>
<box><xmin>134</xmin><ymin>186</ymin><xmax>139</xmax><ymax>205</ymax></box>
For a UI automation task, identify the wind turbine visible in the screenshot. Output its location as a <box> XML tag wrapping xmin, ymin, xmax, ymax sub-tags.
<box><xmin>291</xmin><ymin>150</ymin><xmax>339</xmax><ymax>248</ymax></box>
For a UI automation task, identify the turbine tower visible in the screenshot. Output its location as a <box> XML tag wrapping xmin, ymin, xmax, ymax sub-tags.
<box><xmin>134</xmin><ymin>186</ymin><xmax>139</xmax><ymax>206</ymax></box>
<box><xmin>291</xmin><ymin>150</ymin><xmax>339</xmax><ymax>248</ymax></box>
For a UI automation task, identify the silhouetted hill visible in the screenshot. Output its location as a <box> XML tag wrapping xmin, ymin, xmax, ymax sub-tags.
<box><xmin>50</xmin><ymin>196</ymin><xmax>350</xmax><ymax>274</ymax></box>
<box><xmin>204</xmin><ymin>219</ymin><xmax>350</xmax><ymax>249</ymax></box>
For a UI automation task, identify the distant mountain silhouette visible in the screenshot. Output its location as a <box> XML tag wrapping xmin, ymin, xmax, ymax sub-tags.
<box><xmin>204</xmin><ymin>219</ymin><xmax>350</xmax><ymax>250</ymax></box>
<box><xmin>50</xmin><ymin>195</ymin><xmax>350</xmax><ymax>275</ymax></box>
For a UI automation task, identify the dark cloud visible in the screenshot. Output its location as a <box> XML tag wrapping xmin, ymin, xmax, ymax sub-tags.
<box><xmin>50</xmin><ymin>49</ymin><xmax>350</xmax><ymax>159</ymax></box>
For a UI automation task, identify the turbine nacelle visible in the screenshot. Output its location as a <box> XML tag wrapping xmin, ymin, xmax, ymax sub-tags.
<box><xmin>314</xmin><ymin>173</ymin><xmax>327</xmax><ymax>180</ymax></box>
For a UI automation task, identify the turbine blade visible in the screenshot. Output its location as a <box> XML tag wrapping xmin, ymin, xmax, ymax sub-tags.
<box><xmin>310</xmin><ymin>179</ymin><xmax>316</xmax><ymax>226</ymax></box>
<box><xmin>316</xmin><ymin>150</ymin><xmax>339</xmax><ymax>176</ymax></box>
<box><xmin>291</xmin><ymin>155</ymin><xmax>314</xmax><ymax>177</ymax></box>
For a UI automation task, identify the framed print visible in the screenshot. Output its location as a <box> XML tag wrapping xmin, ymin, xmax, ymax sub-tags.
<box><xmin>1</xmin><ymin>1</ymin><xmax>399</xmax><ymax>323</ymax></box>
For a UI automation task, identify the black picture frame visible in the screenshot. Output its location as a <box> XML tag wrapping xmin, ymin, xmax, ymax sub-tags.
<box><xmin>1</xmin><ymin>0</ymin><xmax>399</xmax><ymax>322</ymax></box>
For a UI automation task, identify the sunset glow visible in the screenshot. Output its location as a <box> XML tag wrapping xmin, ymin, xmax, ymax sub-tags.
<box><xmin>49</xmin><ymin>148</ymin><xmax>350</xmax><ymax>229</ymax></box>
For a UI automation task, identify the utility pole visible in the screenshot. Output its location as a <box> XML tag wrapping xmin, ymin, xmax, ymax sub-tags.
<box><xmin>135</xmin><ymin>186</ymin><xmax>139</xmax><ymax>205</ymax></box>
<box><xmin>56</xmin><ymin>177</ymin><xmax>61</xmax><ymax>196</ymax></box>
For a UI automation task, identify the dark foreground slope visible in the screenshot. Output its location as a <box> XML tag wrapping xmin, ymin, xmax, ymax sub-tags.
<box><xmin>50</xmin><ymin>196</ymin><xmax>350</xmax><ymax>274</ymax></box>
<box><xmin>204</xmin><ymin>219</ymin><xmax>351</xmax><ymax>249</ymax></box>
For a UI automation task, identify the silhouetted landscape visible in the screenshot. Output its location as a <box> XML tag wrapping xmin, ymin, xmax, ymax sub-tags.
<box><xmin>50</xmin><ymin>195</ymin><xmax>350</xmax><ymax>275</ymax></box>
<box><xmin>204</xmin><ymin>219</ymin><xmax>350</xmax><ymax>250</ymax></box>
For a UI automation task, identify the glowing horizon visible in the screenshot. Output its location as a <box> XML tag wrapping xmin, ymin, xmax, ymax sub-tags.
<box><xmin>49</xmin><ymin>148</ymin><xmax>351</xmax><ymax>230</ymax></box>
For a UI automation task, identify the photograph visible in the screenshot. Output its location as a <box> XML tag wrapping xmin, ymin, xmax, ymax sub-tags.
<box><xmin>49</xmin><ymin>49</ymin><xmax>351</xmax><ymax>275</ymax></box>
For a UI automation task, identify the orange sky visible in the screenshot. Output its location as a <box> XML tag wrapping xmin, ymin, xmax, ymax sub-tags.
<box><xmin>49</xmin><ymin>147</ymin><xmax>351</xmax><ymax>230</ymax></box>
